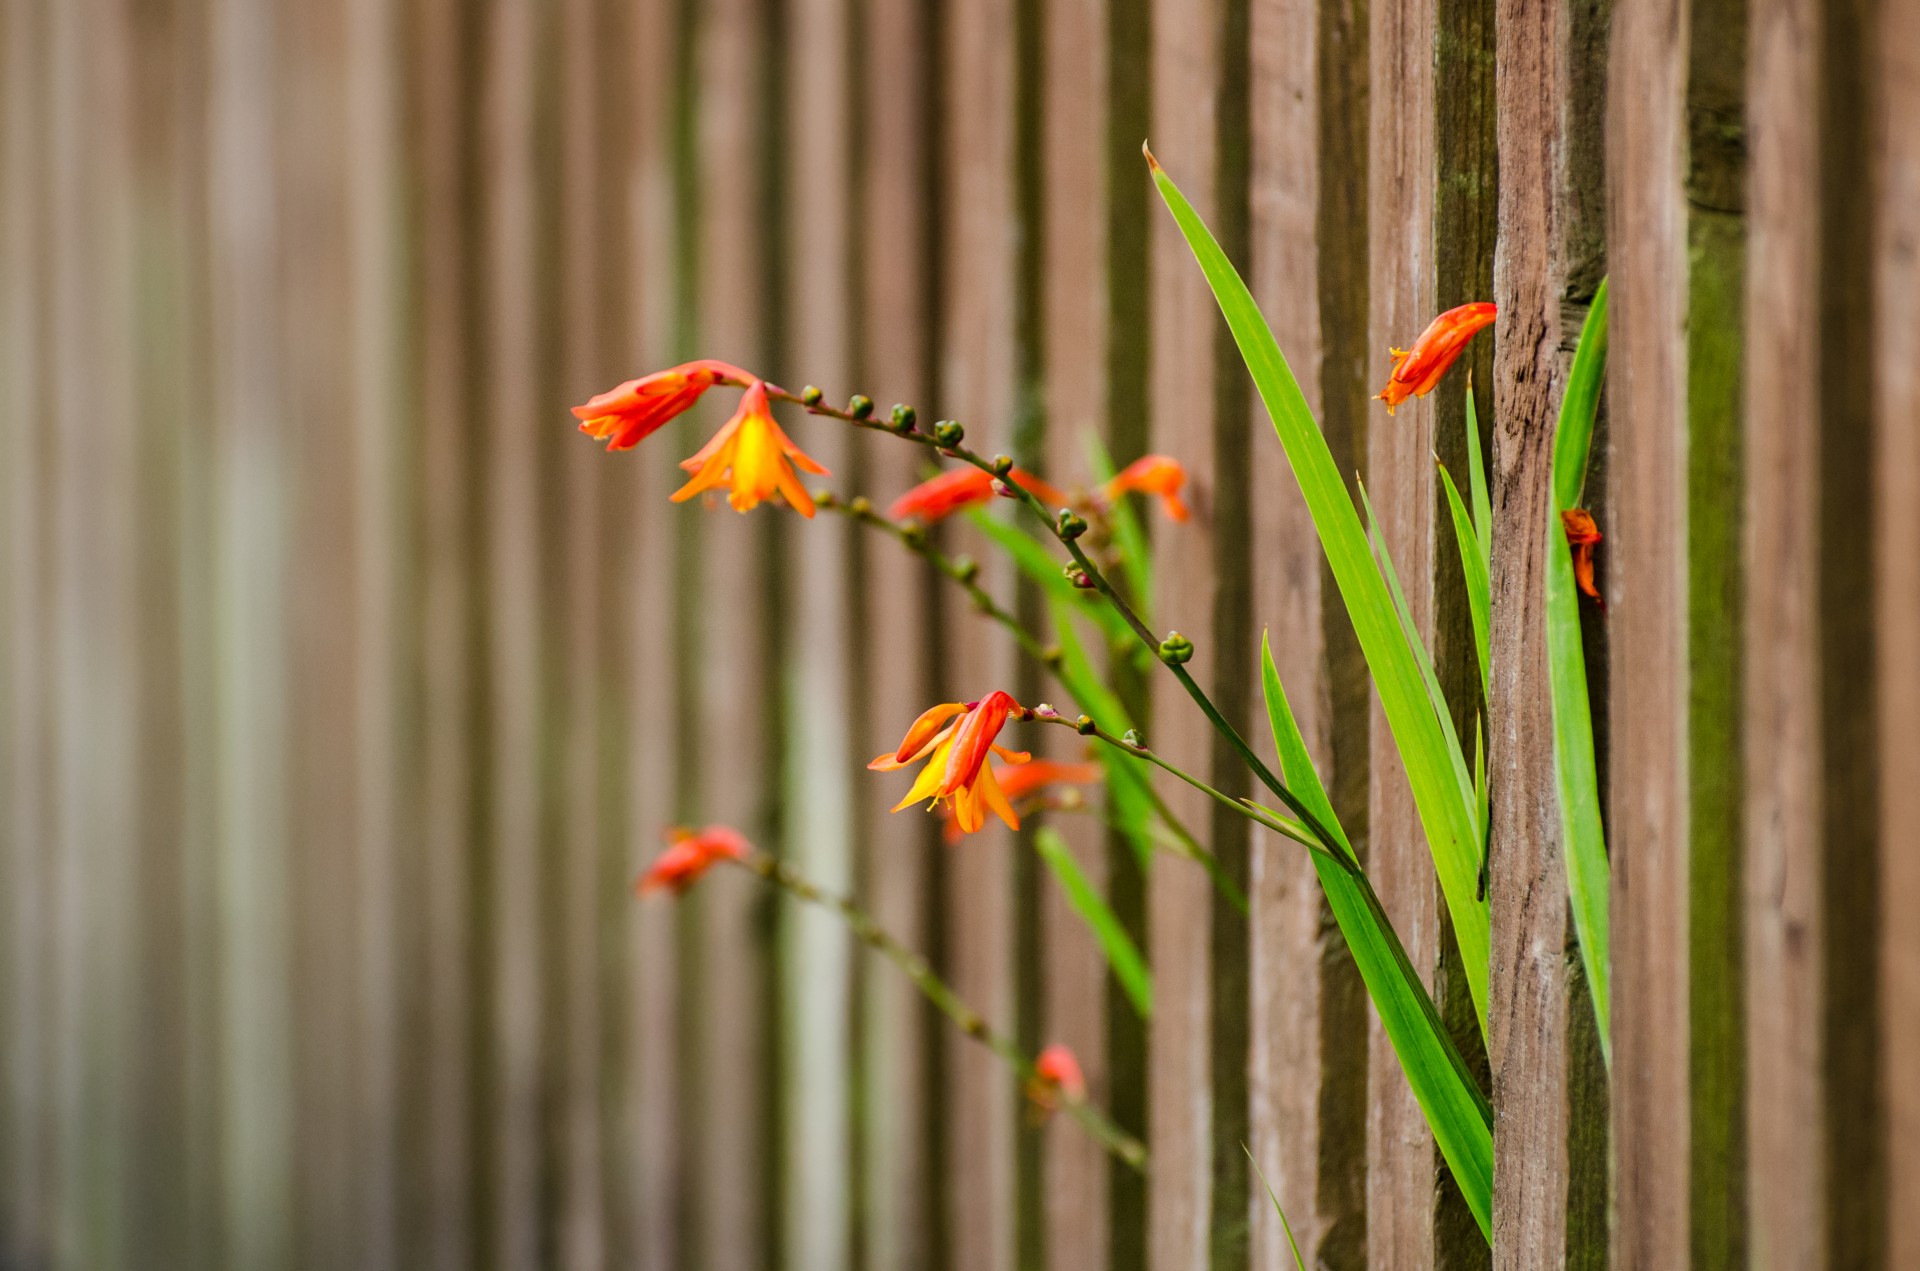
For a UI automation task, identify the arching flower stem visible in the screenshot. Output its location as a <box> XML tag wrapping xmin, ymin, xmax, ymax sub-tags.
<box><xmin>728</xmin><ymin>848</ymin><xmax>1148</xmax><ymax>1172</ymax></box>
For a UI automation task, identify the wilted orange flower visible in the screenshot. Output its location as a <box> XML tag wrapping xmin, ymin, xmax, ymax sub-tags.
<box><xmin>635</xmin><ymin>824</ymin><xmax>751</xmax><ymax>895</ymax></box>
<box><xmin>1562</xmin><ymin>508</ymin><xmax>1604</xmax><ymax>609</ymax></box>
<box><xmin>672</xmin><ymin>379</ymin><xmax>830</xmax><ymax>517</ymax></box>
<box><xmin>869</xmin><ymin>691</ymin><xmax>1031</xmax><ymax>835</ymax></box>
<box><xmin>938</xmin><ymin>759</ymin><xmax>1102</xmax><ymax>843</ymax></box>
<box><xmin>572</xmin><ymin>359</ymin><xmax>752</xmax><ymax>451</ymax></box>
<box><xmin>1100</xmin><ymin>454</ymin><xmax>1191</xmax><ymax>522</ymax></box>
<box><xmin>888</xmin><ymin>466</ymin><xmax>1071</xmax><ymax>524</ymax></box>
<box><xmin>1026</xmin><ymin>1043</ymin><xmax>1088</xmax><ymax>1114</ymax></box>
<box><xmin>1375</xmin><ymin>302</ymin><xmax>1497</xmax><ymax>414</ymax></box>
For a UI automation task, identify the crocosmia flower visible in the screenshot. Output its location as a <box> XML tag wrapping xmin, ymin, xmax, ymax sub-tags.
<box><xmin>1375</xmin><ymin>302</ymin><xmax>1497</xmax><ymax>414</ymax></box>
<box><xmin>1100</xmin><ymin>454</ymin><xmax>1191</xmax><ymax>522</ymax></box>
<box><xmin>672</xmin><ymin>379</ymin><xmax>830</xmax><ymax>517</ymax></box>
<box><xmin>635</xmin><ymin>824</ymin><xmax>751</xmax><ymax>896</ymax></box>
<box><xmin>1026</xmin><ymin>1043</ymin><xmax>1088</xmax><ymax>1114</ymax></box>
<box><xmin>572</xmin><ymin>359</ymin><xmax>751</xmax><ymax>451</ymax></box>
<box><xmin>888</xmin><ymin>466</ymin><xmax>1070</xmax><ymax>524</ymax></box>
<box><xmin>869</xmin><ymin>691</ymin><xmax>1031</xmax><ymax>835</ymax></box>
<box><xmin>939</xmin><ymin>759</ymin><xmax>1102</xmax><ymax>843</ymax></box>
<box><xmin>1561</xmin><ymin>508</ymin><xmax>1604</xmax><ymax>608</ymax></box>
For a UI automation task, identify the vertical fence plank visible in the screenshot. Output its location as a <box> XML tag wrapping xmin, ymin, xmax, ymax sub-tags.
<box><xmin>1040</xmin><ymin>0</ymin><xmax>1113</xmax><ymax>1264</ymax></box>
<box><xmin>208</xmin><ymin>0</ymin><xmax>298</xmax><ymax>1258</ymax></box>
<box><xmin>1247</xmin><ymin>0</ymin><xmax>1372</xmax><ymax>1262</ymax></box>
<box><xmin>619</xmin><ymin>0</ymin><xmax>687</xmax><ymax>1263</ymax></box>
<box><xmin>1604</xmin><ymin>0</ymin><xmax>1691</xmax><ymax>1267</ymax></box>
<box><xmin>557</xmin><ymin>0</ymin><xmax>610</xmax><ymax>1263</ymax></box>
<box><xmin>1878</xmin><ymin>1</ymin><xmax>1920</xmax><ymax>1263</ymax></box>
<box><xmin>786</xmin><ymin>0</ymin><xmax>856</xmax><ymax>1263</ymax></box>
<box><xmin>856</xmin><ymin>0</ymin><xmax>938</xmax><ymax>1262</ymax></box>
<box><xmin>1488</xmin><ymin>0</ymin><xmax>1606</xmax><ymax>1259</ymax></box>
<box><xmin>0</xmin><ymin>0</ymin><xmax>53</xmax><ymax>1257</ymax></box>
<box><xmin>409</xmin><ymin>0</ymin><xmax>478</xmax><ymax>1262</ymax></box>
<box><xmin>940</xmin><ymin>0</ymin><xmax>1020</xmax><ymax>1265</ymax></box>
<box><xmin>687</xmin><ymin>0</ymin><xmax>777</xmax><ymax>1262</ymax></box>
<box><xmin>1363</xmin><ymin>0</ymin><xmax>1443</xmax><ymax>1260</ymax></box>
<box><xmin>481</xmin><ymin>0</ymin><xmax>545</xmax><ymax>1259</ymax></box>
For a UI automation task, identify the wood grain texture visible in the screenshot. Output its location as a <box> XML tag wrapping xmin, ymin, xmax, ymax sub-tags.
<box><xmin>1604</xmin><ymin>0</ymin><xmax>1692</xmax><ymax>1264</ymax></box>
<box><xmin>1041</xmin><ymin>0</ymin><xmax>1113</xmax><ymax>1266</ymax></box>
<box><xmin>941</xmin><ymin>0</ymin><xmax>1019</xmax><ymax>1266</ymax></box>
<box><xmin>1364</xmin><ymin>0</ymin><xmax>1443</xmax><ymax>1262</ymax></box>
<box><xmin>1487</xmin><ymin>0</ymin><xmax>1581</xmax><ymax>1261</ymax></box>
<box><xmin>1247</xmin><ymin>0</ymin><xmax>1371</xmax><ymax>1264</ymax></box>
<box><xmin>1878</xmin><ymin>2</ymin><xmax>1920</xmax><ymax>1264</ymax></box>
<box><xmin>1149</xmin><ymin>0</ymin><xmax>1226</xmax><ymax>1261</ymax></box>
<box><xmin>1743</xmin><ymin>0</ymin><xmax>1823</xmax><ymax>1262</ymax></box>
<box><xmin>855</xmin><ymin>2</ymin><xmax>937</xmax><ymax>1263</ymax></box>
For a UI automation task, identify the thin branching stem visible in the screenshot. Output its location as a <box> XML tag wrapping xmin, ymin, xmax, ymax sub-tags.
<box><xmin>731</xmin><ymin>850</ymin><xmax>1149</xmax><ymax>1171</ymax></box>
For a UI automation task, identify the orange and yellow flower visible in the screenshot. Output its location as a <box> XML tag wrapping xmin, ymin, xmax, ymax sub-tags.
<box><xmin>888</xmin><ymin>466</ymin><xmax>1071</xmax><ymax>524</ymax></box>
<box><xmin>1561</xmin><ymin>508</ymin><xmax>1604</xmax><ymax>608</ymax></box>
<box><xmin>869</xmin><ymin>691</ymin><xmax>1031</xmax><ymax>835</ymax></box>
<box><xmin>572</xmin><ymin>359</ymin><xmax>751</xmax><ymax>451</ymax></box>
<box><xmin>1375</xmin><ymin>302</ymin><xmax>1497</xmax><ymax>414</ymax></box>
<box><xmin>635</xmin><ymin>824</ymin><xmax>751</xmax><ymax>895</ymax></box>
<box><xmin>1100</xmin><ymin>454</ymin><xmax>1191</xmax><ymax>522</ymax></box>
<box><xmin>672</xmin><ymin>379</ymin><xmax>831</xmax><ymax>517</ymax></box>
<box><xmin>1026</xmin><ymin>1043</ymin><xmax>1088</xmax><ymax>1115</ymax></box>
<box><xmin>938</xmin><ymin>758</ymin><xmax>1102</xmax><ymax>843</ymax></box>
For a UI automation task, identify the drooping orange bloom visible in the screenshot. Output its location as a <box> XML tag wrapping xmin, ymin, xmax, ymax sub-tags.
<box><xmin>1375</xmin><ymin>302</ymin><xmax>1497</xmax><ymax>414</ymax></box>
<box><xmin>888</xmin><ymin>465</ymin><xmax>1071</xmax><ymax>524</ymax></box>
<box><xmin>1100</xmin><ymin>454</ymin><xmax>1191</xmax><ymax>522</ymax></box>
<box><xmin>671</xmin><ymin>379</ymin><xmax>830</xmax><ymax>517</ymax></box>
<box><xmin>1026</xmin><ymin>1043</ymin><xmax>1088</xmax><ymax>1114</ymax></box>
<box><xmin>938</xmin><ymin>759</ymin><xmax>1102</xmax><ymax>843</ymax></box>
<box><xmin>1561</xmin><ymin>508</ymin><xmax>1604</xmax><ymax>609</ymax></box>
<box><xmin>635</xmin><ymin>824</ymin><xmax>752</xmax><ymax>896</ymax></box>
<box><xmin>572</xmin><ymin>359</ymin><xmax>752</xmax><ymax>451</ymax></box>
<box><xmin>869</xmin><ymin>691</ymin><xmax>1031</xmax><ymax>835</ymax></box>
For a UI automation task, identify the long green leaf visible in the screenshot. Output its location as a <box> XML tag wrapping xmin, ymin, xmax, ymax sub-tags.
<box><xmin>1151</xmin><ymin>153</ymin><xmax>1490</xmax><ymax>1034</ymax></box>
<box><xmin>966</xmin><ymin>508</ymin><xmax>1145</xmax><ymax>661</ymax></box>
<box><xmin>1465</xmin><ymin>374</ymin><xmax>1492</xmax><ymax>578</ymax></box>
<box><xmin>1036</xmin><ymin>827</ymin><xmax>1153</xmax><ymax>1018</ymax></box>
<box><xmin>1047</xmin><ymin>598</ymin><xmax>1158</xmax><ymax>871</ymax></box>
<box><xmin>1440</xmin><ymin>462</ymin><xmax>1490</xmax><ymax>704</ymax></box>
<box><xmin>1261</xmin><ymin>637</ymin><xmax>1492</xmax><ymax>1237</ymax></box>
<box><xmin>1545</xmin><ymin>284</ymin><xmax>1613</xmax><ymax>1062</ymax></box>
<box><xmin>1084</xmin><ymin>433</ymin><xmax>1154</xmax><ymax>611</ymax></box>
<box><xmin>1245</xmin><ymin>1144</ymin><xmax>1308</xmax><ymax>1271</ymax></box>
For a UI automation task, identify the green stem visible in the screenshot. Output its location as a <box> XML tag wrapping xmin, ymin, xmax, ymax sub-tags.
<box><xmin>734</xmin><ymin>850</ymin><xmax>1149</xmax><ymax>1171</ymax></box>
<box><xmin>769</xmin><ymin>385</ymin><xmax>1338</xmax><ymax>852</ymax></box>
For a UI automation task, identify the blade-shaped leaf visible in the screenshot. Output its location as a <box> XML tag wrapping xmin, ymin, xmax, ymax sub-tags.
<box><xmin>1440</xmin><ymin>461</ymin><xmax>1491</xmax><ymax>704</ymax></box>
<box><xmin>1465</xmin><ymin>374</ymin><xmax>1492</xmax><ymax>578</ymax></box>
<box><xmin>1048</xmin><ymin>598</ymin><xmax>1157</xmax><ymax>871</ymax></box>
<box><xmin>1151</xmin><ymin>153</ymin><xmax>1489</xmax><ymax>1034</ymax></box>
<box><xmin>1084</xmin><ymin>433</ymin><xmax>1154</xmax><ymax>611</ymax></box>
<box><xmin>1245</xmin><ymin>1144</ymin><xmax>1308</xmax><ymax>1271</ymax></box>
<box><xmin>1546</xmin><ymin>283</ymin><xmax>1613</xmax><ymax>1062</ymax></box>
<box><xmin>966</xmin><ymin>506</ymin><xmax>1143</xmax><ymax>658</ymax></box>
<box><xmin>1261</xmin><ymin>636</ymin><xmax>1493</xmax><ymax>1236</ymax></box>
<box><xmin>1036</xmin><ymin>827</ymin><xmax>1153</xmax><ymax>1018</ymax></box>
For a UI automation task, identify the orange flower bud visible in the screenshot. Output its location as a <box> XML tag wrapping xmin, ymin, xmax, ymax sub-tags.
<box><xmin>1100</xmin><ymin>454</ymin><xmax>1191</xmax><ymax>522</ymax></box>
<box><xmin>635</xmin><ymin>824</ymin><xmax>751</xmax><ymax>896</ymax></box>
<box><xmin>1375</xmin><ymin>302</ymin><xmax>1496</xmax><ymax>414</ymax></box>
<box><xmin>1026</xmin><ymin>1043</ymin><xmax>1088</xmax><ymax>1115</ymax></box>
<box><xmin>1561</xmin><ymin>508</ymin><xmax>1605</xmax><ymax>609</ymax></box>
<box><xmin>572</xmin><ymin>359</ymin><xmax>752</xmax><ymax>451</ymax></box>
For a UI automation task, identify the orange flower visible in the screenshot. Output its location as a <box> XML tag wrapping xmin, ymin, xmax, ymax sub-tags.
<box><xmin>1100</xmin><ymin>454</ymin><xmax>1191</xmax><ymax>522</ymax></box>
<box><xmin>1561</xmin><ymin>508</ymin><xmax>1604</xmax><ymax>609</ymax></box>
<box><xmin>635</xmin><ymin>824</ymin><xmax>751</xmax><ymax>895</ymax></box>
<box><xmin>938</xmin><ymin>759</ymin><xmax>1102</xmax><ymax>843</ymax></box>
<box><xmin>869</xmin><ymin>691</ymin><xmax>1031</xmax><ymax>835</ymax></box>
<box><xmin>1375</xmin><ymin>302</ymin><xmax>1497</xmax><ymax>414</ymax></box>
<box><xmin>887</xmin><ymin>466</ymin><xmax>1071</xmax><ymax>524</ymax></box>
<box><xmin>1026</xmin><ymin>1043</ymin><xmax>1088</xmax><ymax>1115</ymax></box>
<box><xmin>671</xmin><ymin>379</ymin><xmax>831</xmax><ymax>517</ymax></box>
<box><xmin>572</xmin><ymin>359</ymin><xmax>752</xmax><ymax>451</ymax></box>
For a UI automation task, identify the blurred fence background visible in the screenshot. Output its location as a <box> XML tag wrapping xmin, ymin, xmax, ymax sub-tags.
<box><xmin>2</xmin><ymin>0</ymin><xmax>1917</xmax><ymax>1268</ymax></box>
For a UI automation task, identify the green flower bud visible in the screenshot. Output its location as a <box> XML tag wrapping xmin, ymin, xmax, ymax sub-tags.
<box><xmin>1075</xmin><ymin>715</ymin><xmax>1096</xmax><ymax>736</ymax></box>
<box><xmin>891</xmin><ymin>403</ymin><xmax>917</xmax><ymax>431</ymax></box>
<box><xmin>848</xmin><ymin>395</ymin><xmax>875</xmax><ymax>419</ymax></box>
<box><xmin>1157</xmin><ymin>631</ymin><xmax>1195</xmax><ymax>665</ymax></box>
<box><xmin>801</xmin><ymin>385</ymin><xmax>825</xmax><ymax>407</ymax></box>
<box><xmin>1056</xmin><ymin>508</ymin><xmax>1088</xmax><ymax>540</ymax></box>
<box><xmin>933</xmin><ymin>420</ymin><xmax>966</xmax><ymax>447</ymax></box>
<box><xmin>847</xmin><ymin>495</ymin><xmax>872</xmax><ymax>517</ymax></box>
<box><xmin>953</xmin><ymin>555</ymin><xmax>980</xmax><ymax>583</ymax></box>
<box><xmin>990</xmin><ymin>454</ymin><xmax>1015</xmax><ymax>478</ymax></box>
<box><xmin>1121</xmin><ymin>728</ymin><xmax>1146</xmax><ymax>750</ymax></box>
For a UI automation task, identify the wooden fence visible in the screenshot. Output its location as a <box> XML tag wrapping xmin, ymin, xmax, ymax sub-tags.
<box><xmin>0</xmin><ymin>0</ymin><xmax>1914</xmax><ymax>1267</ymax></box>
